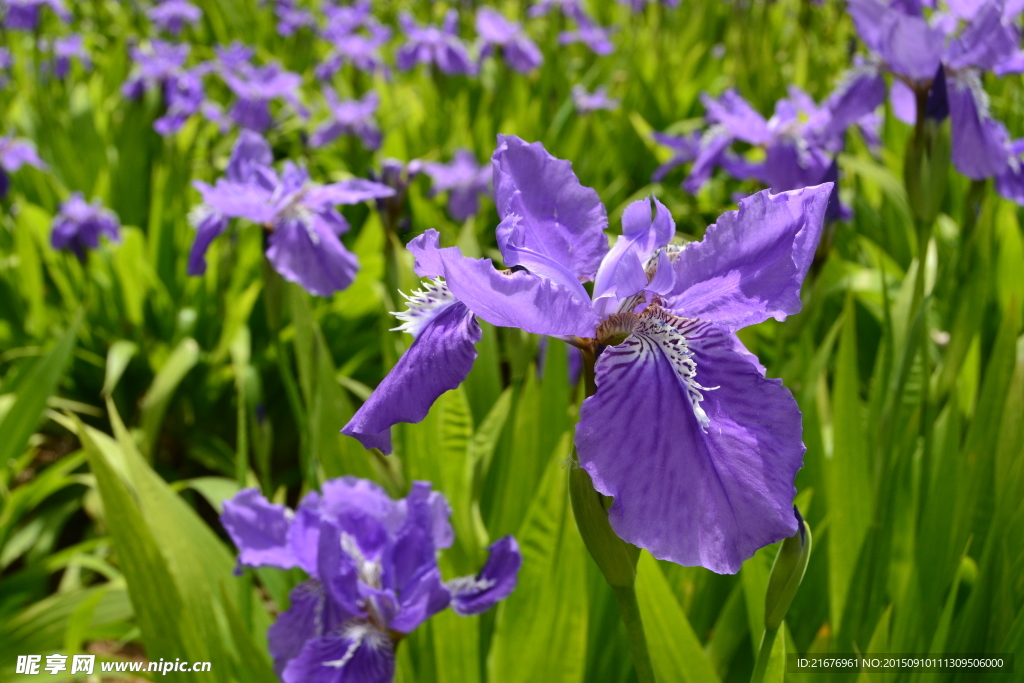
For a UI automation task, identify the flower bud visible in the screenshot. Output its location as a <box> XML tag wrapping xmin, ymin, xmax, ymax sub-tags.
<box><xmin>764</xmin><ymin>506</ymin><xmax>812</xmax><ymax>631</ymax></box>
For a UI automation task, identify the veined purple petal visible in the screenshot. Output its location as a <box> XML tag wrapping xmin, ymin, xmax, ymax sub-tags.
<box><xmin>268</xmin><ymin>581</ymin><xmax>329</xmax><ymax>677</ymax></box>
<box><xmin>265</xmin><ymin>216</ymin><xmax>360</xmax><ymax>297</ymax></box>
<box><xmin>492</xmin><ymin>135</ymin><xmax>609</xmax><ymax>280</ymax></box>
<box><xmin>448</xmin><ymin>536</ymin><xmax>523</xmax><ymax>615</ymax></box>
<box><xmin>342</xmin><ymin>289</ymin><xmax>481</xmax><ymax>453</ymax></box>
<box><xmin>575</xmin><ymin>310</ymin><xmax>802</xmax><ymax>574</ymax></box>
<box><xmin>221</xmin><ymin>488</ymin><xmax>299</xmax><ymax>570</ymax></box>
<box><xmin>281</xmin><ymin>625</ymin><xmax>395</xmax><ymax>683</ymax></box>
<box><xmin>664</xmin><ymin>185</ymin><xmax>830</xmax><ymax>331</ymax></box>
<box><xmin>496</xmin><ymin>214</ymin><xmax>593</xmax><ymax>303</ymax></box>
<box><xmin>948</xmin><ymin>73</ymin><xmax>1010</xmax><ymax>179</ymax></box>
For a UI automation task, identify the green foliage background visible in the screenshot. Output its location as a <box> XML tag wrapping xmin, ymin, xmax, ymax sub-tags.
<box><xmin>1</xmin><ymin>0</ymin><xmax>1023</xmax><ymax>681</ymax></box>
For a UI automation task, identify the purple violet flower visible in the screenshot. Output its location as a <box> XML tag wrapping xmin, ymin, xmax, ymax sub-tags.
<box><xmin>121</xmin><ymin>40</ymin><xmax>190</xmax><ymax>100</ymax></box>
<box><xmin>220</xmin><ymin>479</ymin><xmax>522</xmax><ymax>682</ymax></box>
<box><xmin>396</xmin><ymin>10</ymin><xmax>477</xmax><ymax>75</ymax></box>
<box><xmin>572</xmin><ymin>84</ymin><xmax>619</xmax><ymax>113</ymax></box>
<box><xmin>528</xmin><ymin>0</ymin><xmax>582</xmax><ymax>18</ymax></box>
<box><xmin>316</xmin><ymin>15</ymin><xmax>392</xmax><ymax>79</ymax></box>
<box><xmin>147</xmin><ymin>0</ymin><xmax>202</xmax><ymax>35</ymax></box>
<box><xmin>421</xmin><ymin>149</ymin><xmax>492</xmax><ymax>221</ymax></box>
<box><xmin>475</xmin><ymin>7</ymin><xmax>543</xmax><ymax>74</ymax></box>
<box><xmin>848</xmin><ymin>0</ymin><xmax>1024</xmax><ymax>194</ymax></box>
<box><xmin>0</xmin><ymin>135</ymin><xmax>47</xmax><ymax>199</ymax></box>
<box><xmin>188</xmin><ymin>131</ymin><xmax>395</xmax><ymax>297</ymax></box>
<box><xmin>50</xmin><ymin>34</ymin><xmax>91</xmax><ymax>79</ymax></box>
<box><xmin>309</xmin><ymin>89</ymin><xmax>382</xmax><ymax>150</ymax></box>
<box><xmin>2</xmin><ymin>0</ymin><xmax>69</xmax><ymax>31</ymax></box>
<box><xmin>344</xmin><ymin>136</ymin><xmax>831</xmax><ymax>574</ymax></box>
<box><xmin>50</xmin><ymin>193</ymin><xmax>121</xmax><ymax>262</ymax></box>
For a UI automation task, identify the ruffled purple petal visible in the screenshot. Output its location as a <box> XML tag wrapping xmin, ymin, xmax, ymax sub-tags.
<box><xmin>664</xmin><ymin>186</ymin><xmax>829</xmax><ymax>331</ymax></box>
<box><xmin>448</xmin><ymin>536</ymin><xmax>522</xmax><ymax>616</ymax></box>
<box><xmin>492</xmin><ymin>135</ymin><xmax>609</xmax><ymax>280</ymax></box>
<box><xmin>220</xmin><ymin>488</ymin><xmax>299</xmax><ymax>570</ymax></box>
<box><xmin>265</xmin><ymin>216</ymin><xmax>360</xmax><ymax>297</ymax></box>
<box><xmin>342</xmin><ymin>295</ymin><xmax>481</xmax><ymax>453</ymax></box>
<box><xmin>575</xmin><ymin>311</ymin><xmax>802</xmax><ymax>574</ymax></box>
<box><xmin>268</xmin><ymin>581</ymin><xmax>329</xmax><ymax>676</ymax></box>
<box><xmin>281</xmin><ymin>626</ymin><xmax>395</xmax><ymax>683</ymax></box>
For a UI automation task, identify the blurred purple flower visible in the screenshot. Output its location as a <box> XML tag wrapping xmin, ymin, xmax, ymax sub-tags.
<box><xmin>218</xmin><ymin>61</ymin><xmax>306</xmax><ymax>132</ymax></box>
<box><xmin>50</xmin><ymin>193</ymin><xmax>121</xmax><ymax>262</ymax></box>
<box><xmin>572</xmin><ymin>84</ymin><xmax>619</xmax><ymax>113</ymax></box>
<box><xmin>848</xmin><ymin>0</ymin><xmax>1024</xmax><ymax>191</ymax></box>
<box><xmin>617</xmin><ymin>0</ymin><xmax>679</xmax><ymax>11</ymax></box>
<box><xmin>0</xmin><ymin>47</ymin><xmax>11</xmax><ymax>88</ymax></box>
<box><xmin>344</xmin><ymin>136</ymin><xmax>830</xmax><ymax>575</ymax></box>
<box><xmin>316</xmin><ymin>6</ymin><xmax>391</xmax><ymax>79</ymax></box>
<box><xmin>422</xmin><ymin>149</ymin><xmax>491</xmax><ymax>221</ymax></box>
<box><xmin>528</xmin><ymin>0</ymin><xmax>582</xmax><ymax>18</ymax></box>
<box><xmin>475</xmin><ymin>7</ymin><xmax>543</xmax><ymax>73</ymax></box>
<box><xmin>0</xmin><ymin>135</ymin><xmax>46</xmax><ymax>198</ymax></box>
<box><xmin>396</xmin><ymin>10</ymin><xmax>476</xmax><ymax>75</ymax></box>
<box><xmin>649</xmin><ymin>130</ymin><xmax>700</xmax><ymax>182</ymax></box>
<box><xmin>558</xmin><ymin>8</ymin><xmax>615</xmax><ymax>55</ymax></box>
<box><xmin>155</xmin><ymin>68</ymin><xmax>206</xmax><ymax>135</ymax></box>
<box><xmin>121</xmin><ymin>40</ymin><xmax>190</xmax><ymax>100</ymax></box>
<box><xmin>147</xmin><ymin>0</ymin><xmax>202</xmax><ymax>35</ymax></box>
<box><xmin>189</xmin><ymin>131</ymin><xmax>395</xmax><ymax>296</ymax></box>
<box><xmin>273</xmin><ymin>0</ymin><xmax>316</xmax><ymax>36</ymax></box>
<box><xmin>2</xmin><ymin>0</ymin><xmax>69</xmax><ymax>31</ymax></box>
<box><xmin>50</xmin><ymin>34</ymin><xmax>91</xmax><ymax>79</ymax></box>
<box><xmin>220</xmin><ymin>479</ymin><xmax>521</xmax><ymax>682</ymax></box>
<box><xmin>369</xmin><ymin>158</ymin><xmax>424</xmax><ymax>233</ymax></box>
<box><xmin>309</xmin><ymin>89</ymin><xmax>382</xmax><ymax>150</ymax></box>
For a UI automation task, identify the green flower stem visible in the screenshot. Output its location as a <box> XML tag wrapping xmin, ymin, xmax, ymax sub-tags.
<box><xmin>569</xmin><ymin>346</ymin><xmax>656</xmax><ymax>683</ymax></box>
<box><xmin>612</xmin><ymin>584</ymin><xmax>657</xmax><ymax>683</ymax></box>
<box><xmin>749</xmin><ymin>624</ymin><xmax>780</xmax><ymax>683</ymax></box>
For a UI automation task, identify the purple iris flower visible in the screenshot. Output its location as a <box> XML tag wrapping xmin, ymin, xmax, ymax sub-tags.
<box><xmin>147</xmin><ymin>0</ymin><xmax>202</xmax><ymax>35</ymax></box>
<box><xmin>558</xmin><ymin>8</ymin><xmax>615</xmax><ymax>56</ymax></box>
<box><xmin>475</xmin><ymin>7</ymin><xmax>543</xmax><ymax>74</ymax></box>
<box><xmin>848</xmin><ymin>0</ymin><xmax>1024</xmax><ymax>188</ymax></box>
<box><xmin>316</xmin><ymin>10</ymin><xmax>392</xmax><ymax>79</ymax></box>
<box><xmin>155</xmin><ymin>67</ymin><xmax>206</xmax><ymax>136</ymax></box>
<box><xmin>220</xmin><ymin>479</ymin><xmax>522</xmax><ymax>683</ymax></box>
<box><xmin>218</xmin><ymin>60</ymin><xmax>306</xmax><ymax>132</ymax></box>
<box><xmin>572</xmin><ymin>85</ymin><xmax>619</xmax><ymax>113</ymax></box>
<box><xmin>121</xmin><ymin>40</ymin><xmax>190</xmax><ymax>100</ymax></box>
<box><xmin>396</xmin><ymin>10</ymin><xmax>476</xmax><ymax>75</ymax></box>
<box><xmin>273</xmin><ymin>0</ymin><xmax>316</xmax><ymax>36</ymax></box>
<box><xmin>188</xmin><ymin>131</ymin><xmax>395</xmax><ymax>297</ymax></box>
<box><xmin>50</xmin><ymin>193</ymin><xmax>121</xmax><ymax>262</ymax></box>
<box><xmin>309</xmin><ymin>89</ymin><xmax>382</xmax><ymax>150</ymax></box>
<box><xmin>344</xmin><ymin>135</ymin><xmax>831</xmax><ymax>574</ymax></box>
<box><xmin>662</xmin><ymin>83</ymin><xmax>880</xmax><ymax>219</ymax></box>
<box><xmin>50</xmin><ymin>34</ymin><xmax>91</xmax><ymax>79</ymax></box>
<box><xmin>421</xmin><ymin>149</ymin><xmax>492</xmax><ymax>221</ymax></box>
<box><xmin>2</xmin><ymin>0</ymin><xmax>69</xmax><ymax>31</ymax></box>
<box><xmin>0</xmin><ymin>135</ymin><xmax>47</xmax><ymax>199</ymax></box>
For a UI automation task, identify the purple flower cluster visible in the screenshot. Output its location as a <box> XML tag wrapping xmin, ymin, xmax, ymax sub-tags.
<box><xmin>188</xmin><ymin>131</ymin><xmax>394</xmax><ymax>297</ymax></box>
<box><xmin>215</xmin><ymin>50</ymin><xmax>306</xmax><ymax>132</ymax></box>
<box><xmin>344</xmin><ymin>135</ymin><xmax>831</xmax><ymax>574</ymax></box>
<box><xmin>122</xmin><ymin>40</ymin><xmax>209</xmax><ymax>136</ymax></box>
<box><xmin>846</xmin><ymin>0</ymin><xmax>1024</xmax><ymax>203</ymax></box>
<box><xmin>220</xmin><ymin>478</ymin><xmax>522</xmax><ymax>683</ymax></box>
<box><xmin>0</xmin><ymin>135</ymin><xmax>46</xmax><ymax>198</ymax></box>
<box><xmin>48</xmin><ymin>33</ymin><xmax>90</xmax><ymax>79</ymax></box>
<box><xmin>50</xmin><ymin>193</ymin><xmax>121</xmax><ymax>262</ymax></box>
<box><xmin>654</xmin><ymin>81</ymin><xmax>881</xmax><ymax>220</ymax></box>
